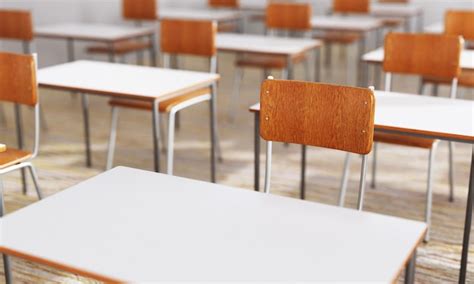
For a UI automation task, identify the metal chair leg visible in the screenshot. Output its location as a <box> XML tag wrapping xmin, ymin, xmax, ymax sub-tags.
<box><xmin>357</xmin><ymin>155</ymin><xmax>369</xmax><ymax>211</ymax></box>
<box><xmin>449</xmin><ymin>142</ymin><xmax>455</xmax><ymax>202</ymax></box>
<box><xmin>304</xmin><ymin>59</ymin><xmax>311</xmax><ymax>82</ymax></box>
<box><xmin>26</xmin><ymin>164</ymin><xmax>43</xmax><ymax>200</ymax></box>
<box><xmin>167</xmin><ymin>110</ymin><xmax>177</xmax><ymax>175</ymax></box>
<box><xmin>339</xmin><ymin>153</ymin><xmax>352</xmax><ymax>207</ymax></box>
<box><xmin>425</xmin><ymin>146</ymin><xmax>437</xmax><ymax>242</ymax></box>
<box><xmin>229</xmin><ymin>67</ymin><xmax>243</xmax><ymax>122</ymax></box>
<box><xmin>106</xmin><ymin>107</ymin><xmax>119</xmax><ymax>170</ymax></box>
<box><xmin>371</xmin><ymin>143</ymin><xmax>378</xmax><ymax>189</ymax></box>
<box><xmin>300</xmin><ymin>145</ymin><xmax>306</xmax><ymax>200</ymax></box>
<box><xmin>325</xmin><ymin>44</ymin><xmax>332</xmax><ymax>67</ymax></box>
<box><xmin>418</xmin><ymin>80</ymin><xmax>426</xmax><ymax>95</ymax></box>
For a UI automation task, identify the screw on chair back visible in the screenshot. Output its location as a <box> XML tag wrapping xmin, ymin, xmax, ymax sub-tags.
<box><xmin>209</xmin><ymin>0</ymin><xmax>239</xmax><ymax>8</ymax></box>
<box><xmin>260</xmin><ymin>79</ymin><xmax>375</xmax><ymax>209</ymax></box>
<box><xmin>0</xmin><ymin>52</ymin><xmax>40</xmax><ymax>158</ymax></box>
<box><xmin>122</xmin><ymin>0</ymin><xmax>157</xmax><ymax>21</ymax></box>
<box><xmin>333</xmin><ymin>0</ymin><xmax>370</xmax><ymax>14</ymax></box>
<box><xmin>383</xmin><ymin>33</ymin><xmax>463</xmax><ymax>96</ymax></box>
<box><xmin>266</xmin><ymin>2</ymin><xmax>312</xmax><ymax>32</ymax></box>
<box><xmin>0</xmin><ymin>10</ymin><xmax>33</xmax><ymax>41</ymax></box>
<box><xmin>445</xmin><ymin>10</ymin><xmax>474</xmax><ymax>42</ymax></box>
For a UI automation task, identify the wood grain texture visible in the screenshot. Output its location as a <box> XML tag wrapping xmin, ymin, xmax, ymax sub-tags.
<box><xmin>333</xmin><ymin>0</ymin><xmax>370</xmax><ymax>14</ymax></box>
<box><xmin>0</xmin><ymin>9</ymin><xmax>33</xmax><ymax>41</ymax></box>
<box><xmin>161</xmin><ymin>19</ymin><xmax>217</xmax><ymax>57</ymax></box>
<box><xmin>0</xmin><ymin>148</ymin><xmax>31</xmax><ymax>169</ymax></box>
<box><xmin>0</xmin><ymin>52</ymin><xmax>37</xmax><ymax>106</ymax></box>
<box><xmin>423</xmin><ymin>69</ymin><xmax>474</xmax><ymax>88</ymax></box>
<box><xmin>266</xmin><ymin>2</ymin><xmax>312</xmax><ymax>31</ymax></box>
<box><xmin>260</xmin><ymin>80</ymin><xmax>375</xmax><ymax>155</ymax></box>
<box><xmin>383</xmin><ymin>33</ymin><xmax>463</xmax><ymax>79</ymax></box>
<box><xmin>208</xmin><ymin>0</ymin><xmax>239</xmax><ymax>8</ymax></box>
<box><xmin>122</xmin><ymin>0</ymin><xmax>157</xmax><ymax>21</ymax></box>
<box><xmin>108</xmin><ymin>88</ymin><xmax>211</xmax><ymax>113</ymax></box>
<box><xmin>445</xmin><ymin>10</ymin><xmax>474</xmax><ymax>41</ymax></box>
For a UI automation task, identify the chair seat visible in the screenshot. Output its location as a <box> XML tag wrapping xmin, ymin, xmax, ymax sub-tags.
<box><xmin>236</xmin><ymin>53</ymin><xmax>306</xmax><ymax>69</ymax></box>
<box><xmin>87</xmin><ymin>40</ymin><xmax>151</xmax><ymax>55</ymax></box>
<box><xmin>108</xmin><ymin>88</ymin><xmax>212</xmax><ymax>113</ymax></box>
<box><xmin>423</xmin><ymin>70</ymin><xmax>474</xmax><ymax>88</ymax></box>
<box><xmin>314</xmin><ymin>32</ymin><xmax>361</xmax><ymax>44</ymax></box>
<box><xmin>374</xmin><ymin>132</ymin><xmax>436</xmax><ymax>149</ymax></box>
<box><xmin>0</xmin><ymin>148</ymin><xmax>32</xmax><ymax>169</ymax></box>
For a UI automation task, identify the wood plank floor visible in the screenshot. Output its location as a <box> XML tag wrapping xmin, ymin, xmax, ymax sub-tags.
<box><xmin>0</xmin><ymin>50</ymin><xmax>473</xmax><ymax>283</ymax></box>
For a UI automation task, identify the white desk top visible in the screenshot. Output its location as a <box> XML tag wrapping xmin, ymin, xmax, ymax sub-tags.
<box><xmin>217</xmin><ymin>33</ymin><xmax>322</xmax><ymax>55</ymax></box>
<box><xmin>35</xmin><ymin>23</ymin><xmax>155</xmax><ymax>42</ymax></box>
<box><xmin>362</xmin><ymin>47</ymin><xmax>474</xmax><ymax>70</ymax></box>
<box><xmin>371</xmin><ymin>4</ymin><xmax>422</xmax><ymax>17</ymax></box>
<box><xmin>250</xmin><ymin>91</ymin><xmax>474</xmax><ymax>143</ymax></box>
<box><xmin>159</xmin><ymin>8</ymin><xmax>243</xmax><ymax>22</ymax></box>
<box><xmin>424</xmin><ymin>22</ymin><xmax>443</xmax><ymax>34</ymax></box>
<box><xmin>312</xmin><ymin>16</ymin><xmax>383</xmax><ymax>32</ymax></box>
<box><xmin>0</xmin><ymin>167</ymin><xmax>426</xmax><ymax>282</ymax></box>
<box><xmin>38</xmin><ymin>61</ymin><xmax>219</xmax><ymax>101</ymax></box>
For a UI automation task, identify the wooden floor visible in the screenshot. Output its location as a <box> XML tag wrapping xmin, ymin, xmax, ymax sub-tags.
<box><xmin>0</xmin><ymin>50</ymin><xmax>473</xmax><ymax>283</ymax></box>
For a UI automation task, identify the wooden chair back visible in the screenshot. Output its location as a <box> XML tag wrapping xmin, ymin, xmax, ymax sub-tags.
<box><xmin>122</xmin><ymin>0</ymin><xmax>157</xmax><ymax>21</ymax></box>
<box><xmin>209</xmin><ymin>0</ymin><xmax>239</xmax><ymax>8</ymax></box>
<box><xmin>0</xmin><ymin>52</ymin><xmax>38</xmax><ymax>106</ymax></box>
<box><xmin>445</xmin><ymin>10</ymin><xmax>474</xmax><ymax>41</ymax></box>
<box><xmin>383</xmin><ymin>33</ymin><xmax>463</xmax><ymax>79</ymax></box>
<box><xmin>266</xmin><ymin>2</ymin><xmax>312</xmax><ymax>31</ymax></box>
<box><xmin>333</xmin><ymin>0</ymin><xmax>370</xmax><ymax>14</ymax></box>
<box><xmin>260</xmin><ymin>80</ymin><xmax>375</xmax><ymax>155</ymax></box>
<box><xmin>0</xmin><ymin>10</ymin><xmax>33</xmax><ymax>41</ymax></box>
<box><xmin>161</xmin><ymin>19</ymin><xmax>217</xmax><ymax>57</ymax></box>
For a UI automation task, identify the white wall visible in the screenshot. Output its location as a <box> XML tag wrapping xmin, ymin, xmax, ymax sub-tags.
<box><xmin>1</xmin><ymin>0</ymin><xmax>473</xmax><ymax>67</ymax></box>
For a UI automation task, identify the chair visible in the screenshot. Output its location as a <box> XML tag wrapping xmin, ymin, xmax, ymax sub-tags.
<box><xmin>0</xmin><ymin>9</ymin><xmax>41</xmax><ymax>195</ymax></box>
<box><xmin>106</xmin><ymin>19</ymin><xmax>218</xmax><ymax>177</ymax></box>
<box><xmin>209</xmin><ymin>0</ymin><xmax>239</xmax><ymax>8</ymax></box>
<box><xmin>230</xmin><ymin>2</ymin><xmax>313</xmax><ymax>120</ymax></box>
<box><xmin>340</xmin><ymin>33</ymin><xmax>463</xmax><ymax>241</ymax></box>
<box><xmin>86</xmin><ymin>0</ymin><xmax>157</xmax><ymax>64</ymax></box>
<box><xmin>261</xmin><ymin>79</ymin><xmax>375</xmax><ymax>210</ymax></box>
<box><xmin>0</xmin><ymin>52</ymin><xmax>44</xmax><ymax>283</ymax></box>
<box><xmin>208</xmin><ymin>0</ymin><xmax>241</xmax><ymax>32</ymax></box>
<box><xmin>421</xmin><ymin>10</ymin><xmax>474</xmax><ymax>97</ymax></box>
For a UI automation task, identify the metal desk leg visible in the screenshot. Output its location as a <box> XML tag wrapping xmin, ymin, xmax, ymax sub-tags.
<box><xmin>151</xmin><ymin>100</ymin><xmax>161</xmax><ymax>173</ymax></box>
<box><xmin>81</xmin><ymin>94</ymin><xmax>92</xmax><ymax>167</ymax></box>
<box><xmin>254</xmin><ymin>112</ymin><xmax>260</xmax><ymax>191</ymax></box>
<box><xmin>315</xmin><ymin>48</ymin><xmax>321</xmax><ymax>82</ymax></box>
<box><xmin>460</xmin><ymin>145</ymin><xmax>474</xmax><ymax>283</ymax></box>
<box><xmin>210</xmin><ymin>83</ymin><xmax>218</xmax><ymax>183</ymax></box>
<box><xmin>150</xmin><ymin>34</ymin><xmax>158</xmax><ymax>67</ymax></box>
<box><xmin>405</xmin><ymin>250</ymin><xmax>417</xmax><ymax>284</ymax></box>
<box><xmin>0</xmin><ymin>179</ymin><xmax>12</xmax><ymax>284</ymax></box>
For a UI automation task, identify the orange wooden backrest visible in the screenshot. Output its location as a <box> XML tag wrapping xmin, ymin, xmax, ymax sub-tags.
<box><xmin>0</xmin><ymin>52</ymin><xmax>37</xmax><ymax>106</ymax></box>
<box><xmin>383</xmin><ymin>33</ymin><xmax>463</xmax><ymax>79</ymax></box>
<box><xmin>445</xmin><ymin>10</ymin><xmax>474</xmax><ymax>41</ymax></box>
<box><xmin>266</xmin><ymin>2</ymin><xmax>312</xmax><ymax>31</ymax></box>
<box><xmin>333</xmin><ymin>0</ymin><xmax>370</xmax><ymax>14</ymax></box>
<box><xmin>0</xmin><ymin>9</ymin><xmax>33</xmax><ymax>41</ymax></box>
<box><xmin>160</xmin><ymin>19</ymin><xmax>217</xmax><ymax>57</ymax></box>
<box><xmin>209</xmin><ymin>0</ymin><xmax>239</xmax><ymax>8</ymax></box>
<box><xmin>122</xmin><ymin>0</ymin><xmax>157</xmax><ymax>21</ymax></box>
<box><xmin>260</xmin><ymin>80</ymin><xmax>375</xmax><ymax>155</ymax></box>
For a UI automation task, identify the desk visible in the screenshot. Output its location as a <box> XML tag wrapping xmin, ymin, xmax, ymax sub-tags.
<box><xmin>250</xmin><ymin>92</ymin><xmax>474</xmax><ymax>283</ymax></box>
<box><xmin>37</xmin><ymin>61</ymin><xmax>220</xmax><ymax>181</ymax></box>
<box><xmin>35</xmin><ymin>23</ymin><xmax>157</xmax><ymax>64</ymax></box>
<box><xmin>159</xmin><ymin>8</ymin><xmax>244</xmax><ymax>31</ymax></box>
<box><xmin>217</xmin><ymin>33</ymin><xmax>323</xmax><ymax>80</ymax></box>
<box><xmin>371</xmin><ymin>4</ymin><xmax>423</xmax><ymax>32</ymax></box>
<box><xmin>312</xmin><ymin>16</ymin><xmax>384</xmax><ymax>86</ymax></box>
<box><xmin>361</xmin><ymin>48</ymin><xmax>474</xmax><ymax>89</ymax></box>
<box><xmin>0</xmin><ymin>144</ymin><xmax>5</xmax><ymax>153</ymax></box>
<box><xmin>0</xmin><ymin>166</ymin><xmax>426</xmax><ymax>282</ymax></box>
